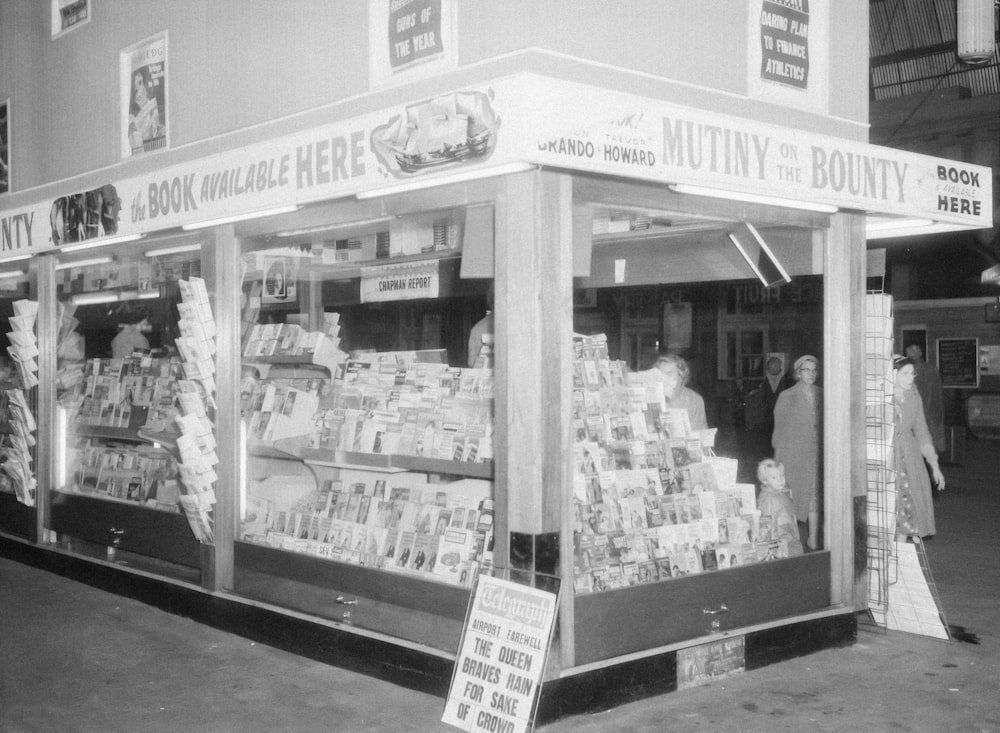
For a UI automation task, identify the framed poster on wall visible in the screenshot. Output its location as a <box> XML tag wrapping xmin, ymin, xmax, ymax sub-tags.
<box><xmin>747</xmin><ymin>0</ymin><xmax>829</xmax><ymax>113</ymax></box>
<box><xmin>0</xmin><ymin>99</ymin><xmax>9</xmax><ymax>194</ymax></box>
<box><xmin>51</xmin><ymin>0</ymin><xmax>91</xmax><ymax>38</ymax></box>
<box><xmin>368</xmin><ymin>0</ymin><xmax>458</xmax><ymax>90</ymax></box>
<box><xmin>120</xmin><ymin>33</ymin><xmax>168</xmax><ymax>159</ymax></box>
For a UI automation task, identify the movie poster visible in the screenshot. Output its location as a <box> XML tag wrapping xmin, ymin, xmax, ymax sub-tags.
<box><xmin>0</xmin><ymin>99</ymin><xmax>9</xmax><ymax>194</ymax></box>
<box><xmin>121</xmin><ymin>33</ymin><xmax>168</xmax><ymax>158</ymax></box>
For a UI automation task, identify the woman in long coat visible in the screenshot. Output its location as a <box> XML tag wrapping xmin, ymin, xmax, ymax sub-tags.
<box><xmin>772</xmin><ymin>355</ymin><xmax>822</xmax><ymax>550</ymax></box>
<box><xmin>893</xmin><ymin>357</ymin><xmax>945</xmax><ymax>538</ymax></box>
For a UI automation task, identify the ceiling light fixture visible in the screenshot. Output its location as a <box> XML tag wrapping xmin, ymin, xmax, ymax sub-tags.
<box><xmin>669</xmin><ymin>184</ymin><xmax>839</xmax><ymax>214</ymax></box>
<box><xmin>70</xmin><ymin>291</ymin><xmax>121</xmax><ymax>306</ymax></box>
<box><xmin>144</xmin><ymin>243</ymin><xmax>203</xmax><ymax>258</ymax></box>
<box><xmin>0</xmin><ymin>268</ymin><xmax>27</xmax><ymax>280</ymax></box>
<box><xmin>355</xmin><ymin>162</ymin><xmax>536</xmax><ymax>200</ymax></box>
<box><xmin>865</xmin><ymin>217</ymin><xmax>935</xmax><ymax>235</ymax></box>
<box><xmin>274</xmin><ymin>216</ymin><xmax>397</xmax><ymax>238</ymax></box>
<box><xmin>181</xmin><ymin>204</ymin><xmax>301</xmax><ymax>231</ymax></box>
<box><xmin>0</xmin><ymin>253</ymin><xmax>33</xmax><ymax>265</ymax></box>
<box><xmin>55</xmin><ymin>256</ymin><xmax>115</xmax><ymax>270</ymax></box>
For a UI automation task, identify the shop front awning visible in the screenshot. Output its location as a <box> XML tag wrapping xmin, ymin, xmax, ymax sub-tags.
<box><xmin>1</xmin><ymin>73</ymin><xmax>992</xmax><ymax>261</ymax></box>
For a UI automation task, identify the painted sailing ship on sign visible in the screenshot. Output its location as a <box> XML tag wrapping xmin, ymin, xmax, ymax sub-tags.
<box><xmin>370</xmin><ymin>90</ymin><xmax>499</xmax><ymax>175</ymax></box>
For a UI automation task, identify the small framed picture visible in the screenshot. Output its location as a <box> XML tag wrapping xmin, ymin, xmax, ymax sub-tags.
<box><xmin>0</xmin><ymin>98</ymin><xmax>9</xmax><ymax>194</ymax></box>
<box><xmin>51</xmin><ymin>0</ymin><xmax>91</xmax><ymax>38</ymax></box>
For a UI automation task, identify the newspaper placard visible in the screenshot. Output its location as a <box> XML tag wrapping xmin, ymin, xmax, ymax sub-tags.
<box><xmin>442</xmin><ymin>575</ymin><xmax>557</xmax><ymax>733</ymax></box>
<box><xmin>120</xmin><ymin>33</ymin><xmax>168</xmax><ymax>159</ymax></box>
<box><xmin>360</xmin><ymin>260</ymin><xmax>439</xmax><ymax>303</ymax></box>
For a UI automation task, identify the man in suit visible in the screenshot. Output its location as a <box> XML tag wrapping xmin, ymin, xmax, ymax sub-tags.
<box><xmin>744</xmin><ymin>355</ymin><xmax>789</xmax><ymax>455</ymax></box>
<box><xmin>904</xmin><ymin>343</ymin><xmax>945</xmax><ymax>454</ymax></box>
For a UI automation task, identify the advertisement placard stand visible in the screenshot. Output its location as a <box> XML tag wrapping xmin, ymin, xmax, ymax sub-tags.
<box><xmin>442</xmin><ymin>570</ymin><xmax>560</xmax><ymax>733</ymax></box>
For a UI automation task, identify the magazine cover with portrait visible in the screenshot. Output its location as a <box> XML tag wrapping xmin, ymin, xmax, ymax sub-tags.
<box><xmin>263</xmin><ymin>258</ymin><xmax>296</xmax><ymax>304</ymax></box>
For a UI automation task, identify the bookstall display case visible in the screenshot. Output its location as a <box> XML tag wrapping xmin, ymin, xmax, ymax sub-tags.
<box><xmin>47</xmin><ymin>237</ymin><xmax>214</xmax><ymax>581</ymax></box>
<box><xmin>1</xmin><ymin>17</ymin><xmax>988</xmax><ymax>710</ymax></box>
<box><xmin>173</xmin><ymin>167</ymin><xmax>849</xmax><ymax>681</ymax></box>
<box><xmin>0</xmin><ymin>270</ymin><xmax>39</xmax><ymax>541</ymax></box>
<box><xmin>0</xmin><ymin>165</ymin><xmax>866</xmax><ymax>702</ymax></box>
<box><xmin>234</xmin><ymin>205</ymin><xmax>497</xmax><ymax>650</ymax></box>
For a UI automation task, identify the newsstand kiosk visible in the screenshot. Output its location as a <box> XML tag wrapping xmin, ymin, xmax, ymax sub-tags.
<box><xmin>1</xmin><ymin>19</ymin><xmax>993</xmax><ymax>725</ymax></box>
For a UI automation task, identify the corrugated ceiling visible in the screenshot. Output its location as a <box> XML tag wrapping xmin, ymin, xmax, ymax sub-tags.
<box><xmin>870</xmin><ymin>0</ymin><xmax>999</xmax><ymax>99</ymax></box>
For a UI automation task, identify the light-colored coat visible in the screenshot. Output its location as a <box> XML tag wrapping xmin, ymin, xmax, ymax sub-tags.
<box><xmin>772</xmin><ymin>381</ymin><xmax>822</xmax><ymax>520</ymax></box>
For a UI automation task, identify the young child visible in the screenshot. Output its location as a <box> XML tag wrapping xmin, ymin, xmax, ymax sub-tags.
<box><xmin>756</xmin><ymin>459</ymin><xmax>804</xmax><ymax>556</ymax></box>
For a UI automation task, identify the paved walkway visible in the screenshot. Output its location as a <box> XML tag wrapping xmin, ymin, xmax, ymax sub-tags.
<box><xmin>1</xmin><ymin>437</ymin><xmax>998</xmax><ymax>732</ymax></box>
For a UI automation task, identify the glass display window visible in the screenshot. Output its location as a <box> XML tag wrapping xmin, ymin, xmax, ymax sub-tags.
<box><xmin>0</xmin><ymin>260</ymin><xmax>39</xmax><ymax>538</ymax></box>
<box><xmin>49</xmin><ymin>235</ymin><xmax>215</xmax><ymax>573</ymax></box>
<box><xmin>568</xmin><ymin>198</ymin><xmax>829</xmax><ymax>661</ymax></box>
<box><xmin>236</xmin><ymin>203</ymin><xmax>495</xmax><ymax>610</ymax></box>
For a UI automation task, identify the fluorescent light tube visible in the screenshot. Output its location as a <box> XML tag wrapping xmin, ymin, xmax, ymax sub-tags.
<box><xmin>70</xmin><ymin>291</ymin><xmax>121</xmax><ymax>306</ymax></box>
<box><xmin>55</xmin><ymin>256</ymin><xmax>115</xmax><ymax>270</ymax></box>
<box><xmin>144</xmin><ymin>243</ymin><xmax>203</xmax><ymax>258</ymax></box>
<box><xmin>865</xmin><ymin>217</ymin><xmax>935</xmax><ymax>239</ymax></box>
<box><xmin>0</xmin><ymin>268</ymin><xmax>27</xmax><ymax>279</ymax></box>
<box><xmin>356</xmin><ymin>162</ymin><xmax>536</xmax><ymax>200</ymax></box>
<box><xmin>181</xmin><ymin>204</ymin><xmax>301</xmax><ymax>231</ymax></box>
<box><xmin>0</xmin><ymin>253</ymin><xmax>33</xmax><ymax>264</ymax></box>
<box><xmin>274</xmin><ymin>216</ymin><xmax>397</xmax><ymax>238</ymax></box>
<box><xmin>60</xmin><ymin>233</ymin><xmax>144</xmax><ymax>252</ymax></box>
<box><xmin>728</xmin><ymin>221</ymin><xmax>792</xmax><ymax>287</ymax></box>
<box><xmin>670</xmin><ymin>184</ymin><xmax>839</xmax><ymax>214</ymax></box>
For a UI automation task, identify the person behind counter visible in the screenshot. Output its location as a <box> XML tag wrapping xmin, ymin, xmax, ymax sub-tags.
<box><xmin>111</xmin><ymin>307</ymin><xmax>152</xmax><ymax>358</ymax></box>
<box><xmin>635</xmin><ymin>353</ymin><xmax>707</xmax><ymax>431</ymax></box>
<box><xmin>467</xmin><ymin>282</ymin><xmax>494</xmax><ymax>368</ymax></box>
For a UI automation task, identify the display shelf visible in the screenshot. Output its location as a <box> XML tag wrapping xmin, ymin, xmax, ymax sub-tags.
<box><xmin>245</xmin><ymin>251</ymin><xmax>461</xmax><ymax>283</ymax></box>
<box><xmin>58</xmin><ymin>284</ymin><xmax>165</xmax><ymax>302</ymax></box>
<box><xmin>247</xmin><ymin>439</ymin><xmax>300</xmax><ymax>461</ymax></box>
<box><xmin>74</xmin><ymin>424</ymin><xmax>181</xmax><ymax>450</ymax></box>
<box><xmin>391</xmin><ymin>454</ymin><xmax>493</xmax><ymax>480</ymax></box>
<box><xmin>246</xmin><ymin>354</ymin><xmax>333</xmax><ymax>368</ymax></box>
<box><xmin>74</xmin><ymin>424</ymin><xmax>144</xmax><ymax>442</ymax></box>
<box><xmin>136</xmin><ymin>428</ymin><xmax>182</xmax><ymax>447</ymax></box>
<box><xmin>266</xmin><ymin>435</ymin><xmax>493</xmax><ymax>478</ymax></box>
<box><xmin>298</xmin><ymin>448</ymin><xmax>399</xmax><ymax>471</ymax></box>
